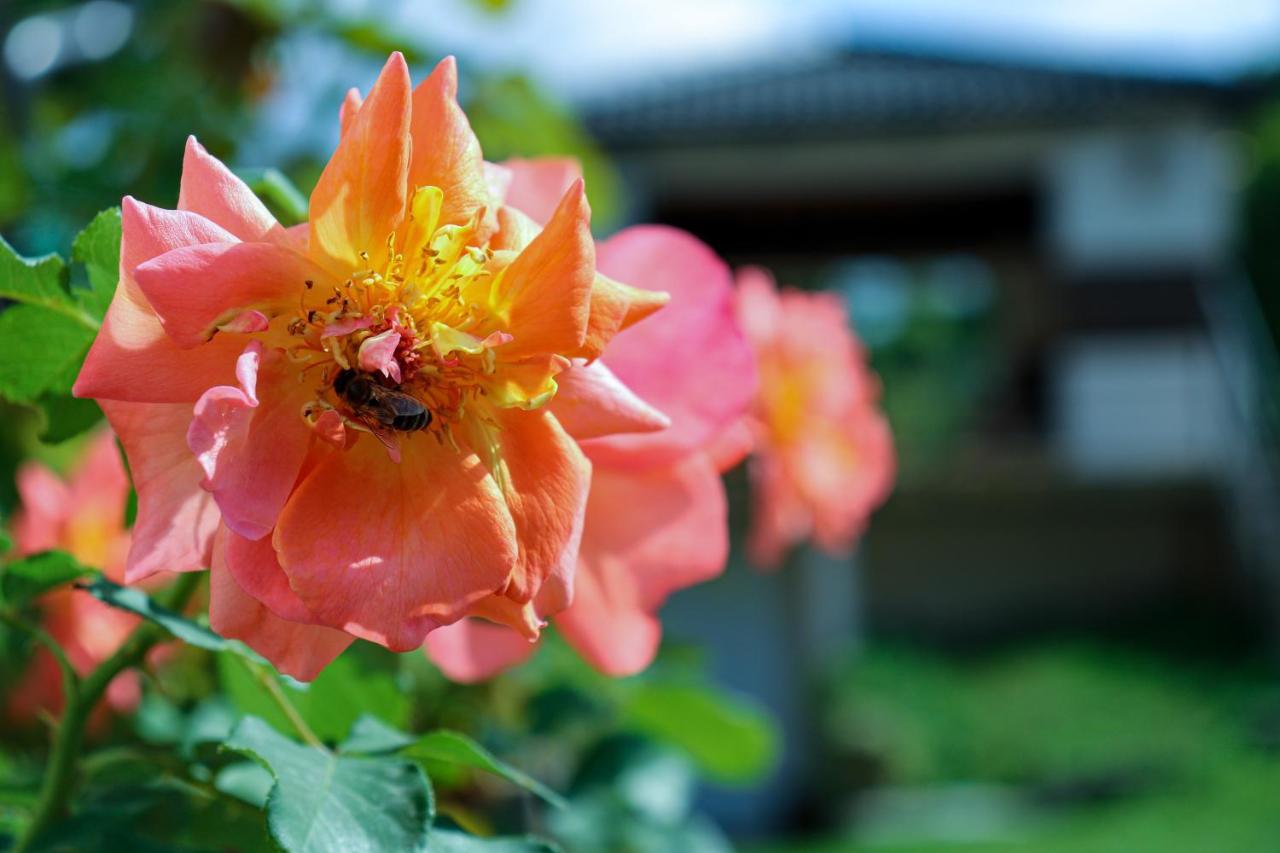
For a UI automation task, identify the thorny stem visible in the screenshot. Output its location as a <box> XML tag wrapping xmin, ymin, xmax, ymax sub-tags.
<box><xmin>12</xmin><ymin>571</ymin><xmax>202</xmax><ymax>853</ymax></box>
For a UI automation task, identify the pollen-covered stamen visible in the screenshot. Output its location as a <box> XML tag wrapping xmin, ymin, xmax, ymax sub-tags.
<box><xmin>279</xmin><ymin>183</ymin><xmax>541</xmax><ymax>453</ymax></box>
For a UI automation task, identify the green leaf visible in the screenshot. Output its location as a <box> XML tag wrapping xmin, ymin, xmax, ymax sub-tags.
<box><xmin>220</xmin><ymin>645</ymin><xmax>410</xmax><ymax>744</ymax></box>
<box><xmin>0</xmin><ymin>305</ymin><xmax>95</xmax><ymax>402</ymax></box>
<box><xmin>428</xmin><ymin>828</ymin><xmax>560</xmax><ymax>852</ymax></box>
<box><xmin>239</xmin><ymin>167</ymin><xmax>308</xmax><ymax>226</ymax></box>
<box><xmin>620</xmin><ymin>683</ymin><xmax>779</xmax><ymax>784</ymax></box>
<box><xmin>81</xmin><ymin>577</ymin><xmax>266</xmax><ymax>661</ymax></box>
<box><xmin>71</xmin><ymin>207</ymin><xmax>122</xmax><ymax>319</ymax></box>
<box><xmin>37</xmin><ymin>393</ymin><xmax>102</xmax><ymax>443</ymax></box>
<box><xmin>404</xmin><ymin>731</ymin><xmax>567</xmax><ymax>809</ymax></box>
<box><xmin>225</xmin><ymin>716</ymin><xmax>433</xmax><ymax>853</ymax></box>
<box><xmin>0</xmin><ymin>529</ymin><xmax>12</xmax><ymax>554</ymax></box>
<box><xmin>215</xmin><ymin>760</ymin><xmax>275</xmax><ymax>808</ymax></box>
<box><xmin>340</xmin><ymin>714</ymin><xmax>415</xmax><ymax>754</ymax></box>
<box><xmin>0</xmin><ymin>235</ymin><xmax>74</xmax><ymax>316</ymax></box>
<box><xmin>1</xmin><ymin>551</ymin><xmax>92</xmax><ymax>608</ymax></box>
<box><xmin>0</xmin><ymin>232</ymin><xmax>100</xmax><ymax>406</ymax></box>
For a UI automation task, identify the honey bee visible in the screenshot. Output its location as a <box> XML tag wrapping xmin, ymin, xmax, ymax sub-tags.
<box><xmin>332</xmin><ymin>369</ymin><xmax>432</xmax><ymax>432</ymax></box>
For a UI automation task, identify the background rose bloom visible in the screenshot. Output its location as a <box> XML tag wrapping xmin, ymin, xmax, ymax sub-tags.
<box><xmin>6</xmin><ymin>431</ymin><xmax>139</xmax><ymax>723</ymax></box>
<box><xmin>73</xmin><ymin>54</ymin><xmax>663</xmax><ymax>680</ymax></box>
<box><xmin>425</xmin><ymin>160</ymin><xmax>757</xmax><ymax>680</ymax></box>
<box><xmin>735</xmin><ymin>267</ymin><xmax>895</xmax><ymax>569</ymax></box>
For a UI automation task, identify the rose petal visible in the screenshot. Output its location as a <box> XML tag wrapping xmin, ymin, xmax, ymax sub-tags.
<box><xmin>101</xmin><ymin>400</ymin><xmax>220</xmax><ymax>583</ymax></box>
<box><xmin>408</xmin><ymin>56</ymin><xmax>491</xmax><ymax>229</ymax></box>
<box><xmin>179</xmin><ymin>136</ymin><xmax>284</xmax><ymax>244</ymax></box>
<box><xmin>134</xmin><ymin>241</ymin><xmax>324</xmax><ymax>348</ymax></box>
<box><xmin>358</xmin><ymin>329</ymin><xmax>402</xmax><ymax>382</ymax></box>
<box><xmin>549</xmin><ymin>359</ymin><xmax>670</xmax><ymax>441</ymax></box>
<box><xmin>500</xmin><ymin>157</ymin><xmax>584</xmax><ymax>227</ymax></box>
<box><xmin>583</xmin><ymin>226</ymin><xmax>757</xmax><ymax>470</ymax></box>
<box><xmin>73</xmin><ymin>198</ymin><xmax>245</xmax><ymax>403</ymax></box>
<box><xmin>556</xmin><ymin>457</ymin><xmax>728</xmax><ymax>676</ymax></box>
<box><xmin>274</xmin><ymin>435</ymin><xmax>518</xmax><ymax>651</ymax></box>
<box><xmin>187</xmin><ymin>343</ymin><xmax>315</xmax><ymax>540</ymax></box>
<box><xmin>423</xmin><ymin>619</ymin><xmax>537</xmax><ymax>684</ymax></box>
<box><xmin>210</xmin><ymin>530</ymin><xmax>352</xmax><ymax>682</ymax></box>
<box><xmin>310</xmin><ymin>52</ymin><xmax>411</xmax><ymax>273</ymax></box>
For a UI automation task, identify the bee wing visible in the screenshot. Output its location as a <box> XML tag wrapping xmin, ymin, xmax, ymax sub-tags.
<box><xmin>366</xmin><ymin>424</ymin><xmax>402</xmax><ymax>464</ymax></box>
<box><xmin>365</xmin><ymin>387</ymin><xmax>425</xmax><ymax>426</ymax></box>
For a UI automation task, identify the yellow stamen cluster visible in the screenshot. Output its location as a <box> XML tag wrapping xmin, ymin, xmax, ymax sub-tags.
<box><xmin>279</xmin><ymin>185</ymin><xmax>527</xmax><ymax>452</ymax></box>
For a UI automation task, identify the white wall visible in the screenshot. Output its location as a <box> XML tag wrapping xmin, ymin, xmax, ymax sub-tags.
<box><xmin>1050</xmin><ymin>332</ymin><xmax>1235</xmax><ymax>478</ymax></box>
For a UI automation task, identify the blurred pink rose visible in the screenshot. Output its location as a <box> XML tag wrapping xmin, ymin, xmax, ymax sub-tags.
<box><xmin>7</xmin><ymin>431</ymin><xmax>140</xmax><ymax>724</ymax></box>
<box><xmin>735</xmin><ymin>268</ymin><xmax>895</xmax><ymax>569</ymax></box>
<box><xmin>425</xmin><ymin>161</ymin><xmax>758</xmax><ymax>680</ymax></box>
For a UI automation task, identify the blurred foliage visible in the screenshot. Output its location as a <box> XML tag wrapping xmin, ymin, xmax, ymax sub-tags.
<box><xmin>838</xmin><ymin>257</ymin><xmax>1001</xmax><ymax>476</ymax></box>
<box><xmin>2</xmin><ymin>0</ymin><xmax>274</xmax><ymax>254</ymax></box>
<box><xmin>1</xmin><ymin>0</ymin><xmax>625</xmax><ymax>250</ymax></box>
<box><xmin>758</xmin><ymin>642</ymin><xmax>1280</xmax><ymax>851</ymax></box>
<box><xmin>466</xmin><ymin>73</ymin><xmax>625</xmax><ymax>233</ymax></box>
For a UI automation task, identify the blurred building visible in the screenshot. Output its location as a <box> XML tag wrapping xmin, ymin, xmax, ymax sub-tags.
<box><xmin>582</xmin><ymin>47</ymin><xmax>1277</xmax><ymax>833</ymax></box>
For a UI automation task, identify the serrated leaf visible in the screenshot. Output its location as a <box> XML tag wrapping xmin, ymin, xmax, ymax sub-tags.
<box><xmin>226</xmin><ymin>716</ymin><xmax>433</xmax><ymax>853</ymax></box>
<box><xmin>427</xmin><ymin>828</ymin><xmax>560</xmax><ymax>852</ymax></box>
<box><xmin>620</xmin><ymin>683</ymin><xmax>779</xmax><ymax>784</ymax></box>
<box><xmin>37</xmin><ymin>393</ymin><xmax>102</xmax><ymax>443</ymax></box>
<box><xmin>71</xmin><ymin>207</ymin><xmax>122</xmax><ymax>320</ymax></box>
<box><xmin>0</xmin><ymin>235</ymin><xmax>98</xmax><ymax>326</ymax></box>
<box><xmin>0</xmin><ymin>305</ymin><xmax>95</xmax><ymax>402</ymax></box>
<box><xmin>81</xmin><ymin>577</ymin><xmax>266</xmax><ymax>662</ymax></box>
<box><xmin>0</xmin><ymin>235</ymin><xmax>72</xmax><ymax>312</ymax></box>
<box><xmin>404</xmin><ymin>731</ymin><xmax>566</xmax><ymax>809</ymax></box>
<box><xmin>1</xmin><ymin>551</ymin><xmax>92</xmax><ymax>608</ymax></box>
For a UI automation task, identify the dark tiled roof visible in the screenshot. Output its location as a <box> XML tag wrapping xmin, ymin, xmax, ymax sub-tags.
<box><xmin>581</xmin><ymin>50</ymin><xmax>1250</xmax><ymax>147</ymax></box>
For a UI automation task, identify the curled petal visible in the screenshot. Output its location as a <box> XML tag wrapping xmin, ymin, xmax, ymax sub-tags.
<box><xmin>135</xmin><ymin>241</ymin><xmax>325</xmax><ymax>348</ymax></box>
<box><xmin>188</xmin><ymin>344</ymin><xmax>314</xmax><ymax>541</ymax></box>
<box><xmin>358</xmin><ymin>329</ymin><xmax>402</xmax><ymax>382</ymax></box>
<box><xmin>217</xmin><ymin>309</ymin><xmax>270</xmax><ymax>334</ymax></box>
<box><xmin>210</xmin><ymin>532</ymin><xmax>352</xmax><ymax>682</ymax></box>
<box><xmin>74</xmin><ymin>198</ymin><xmax>245</xmax><ymax>403</ymax></box>
<box><xmin>221</xmin><ymin>525</ymin><xmax>315</xmax><ymax>624</ymax></box>
<box><xmin>322</xmin><ymin>315</ymin><xmax>374</xmax><ymax>338</ymax></box>
<box><xmin>549</xmin><ymin>359</ymin><xmax>669</xmax><ymax>441</ymax></box>
<box><xmin>577</xmin><ymin>272</ymin><xmax>671</xmax><ymax>361</ymax></box>
<box><xmin>312</xmin><ymin>409</ymin><xmax>348</xmax><ymax>449</ymax></box>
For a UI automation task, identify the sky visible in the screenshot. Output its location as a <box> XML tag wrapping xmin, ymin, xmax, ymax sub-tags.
<box><xmin>403</xmin><ymin>0</ymin><xmax>1280</xmax><ymax>99</ymax></box>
